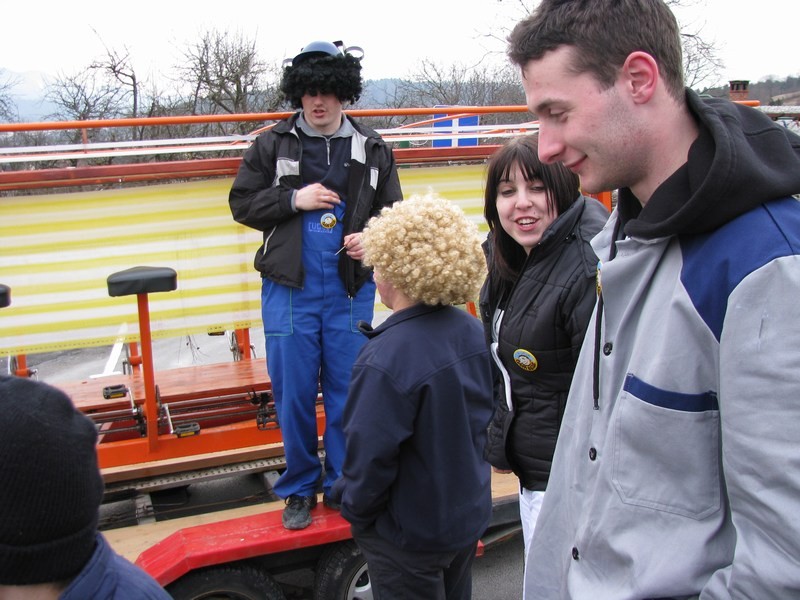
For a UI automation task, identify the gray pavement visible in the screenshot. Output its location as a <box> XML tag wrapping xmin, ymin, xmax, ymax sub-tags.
<box><xmin>473</xmin><ymin>533</ymin><xmax>525</xmax><ymax>599</ymax></box>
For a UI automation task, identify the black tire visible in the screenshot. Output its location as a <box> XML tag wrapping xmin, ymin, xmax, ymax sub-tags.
<box><xmin>313</xmin><ymin>540</ymin><xmax>372</xmax><ymax>600</ymax></box>
<box><xmin>166</xmin><ymin>564</ymin><xmax>285</xmax><ymax>600</ymax></box>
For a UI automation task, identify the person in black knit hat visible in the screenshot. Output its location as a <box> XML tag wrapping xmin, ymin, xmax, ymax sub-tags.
<box><xmin>0</xmin><ymin>375</ymin><xmax>170</xmax><ymax>599</ymax></box>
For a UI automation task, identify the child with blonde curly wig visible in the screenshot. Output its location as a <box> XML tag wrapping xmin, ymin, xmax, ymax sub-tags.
<box><xmin>361</xmin><ymin>192</ymin><xmax>486</xmax><ymax>308</ymax></box>
<box><xmin>330</xmin><ymin>192</ymin><xmax>495</xmax><ymax>600</ymax></box>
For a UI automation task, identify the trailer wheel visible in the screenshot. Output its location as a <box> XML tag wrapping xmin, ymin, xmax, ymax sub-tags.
<box><xmin>313</xmin><ymin>540</ymin><xmax>372</xmax><ymax>600</ymax></box>
<box><xmin>166</xmin><ymin>564</ymin><xmax>285</xmax><ymax>600</ymax></box>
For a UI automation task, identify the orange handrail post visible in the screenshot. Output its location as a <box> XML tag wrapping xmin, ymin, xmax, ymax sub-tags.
<box><xmin>14</xmin><ymin>354</ymin><xmax>30</xmax><ymax>377</ymax></box>
<box><xmin>136</xmin><ymin>293</ymin><xmax>160</xmax><ymax>453</ymax></box>
<box><xmin>235</xmin><ymin>328</ymin><xmax>252</xmax><ymax>360</ymax></box>
<box><xmin>127</xmin><ymin>342</ymin><xmax>142</xmax><ymax>372</ymax></box>
<box><xmin>106</xmin><ymin>266</ymin><xmax>177</xmax><ymax>455</ymax></box>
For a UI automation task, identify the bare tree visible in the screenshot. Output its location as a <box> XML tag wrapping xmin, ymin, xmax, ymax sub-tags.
<box><xmin>89</xmin><ymin>45</ymin><xmax>147</xmax><ymax>140</ymax></box>
<box><xmin>91</xmin><ymin>47</ymin><xmax>140</xmax><ymax>116</ymax></box>
<box><xmin>483</xmin><ymin>0</ymin><xmax>722</xmax><ymax>91</ymax></box>
<box><xmin>397</xmin><ymin>59</ymin><xmax>527</xmax><ymax>127</ymax></box>
<box><xmin>681</xmin><ymin>30</ymin><xmax>724</xmax><ymax>90</ymax></box>
<box><xmin>43</xmin><ymin>69</ymin><xmax>128</xmax><ymax>144</ymax></box>
<box><xmin>665</xmin><ymin>0</ymin><xmax>724</xmax><ymax>89</ymax></box>
<box><xmin>176</xmin><ymin>29</ymin><xmax>282</xmax><ymax>134</ymax></box>
<box><xmin>0</xmin><ymin>70</ymin><xmax>20</xmax><ymax>122</ymax></box>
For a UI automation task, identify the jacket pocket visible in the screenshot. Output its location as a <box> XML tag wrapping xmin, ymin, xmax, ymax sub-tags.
<box><xmin>260</xmin><ymin>279</ymin><xmax>292</xmax><ymax>336</ymax></box>
<box><xmin>612</xmin><ymin>374</ymin><xmax>721</xmax><ymax>520</ymax></box>
<box><xmin>349</xmin><ymin>277</ymin><xmax>376</xmax><ymax>332</ymax></box>
<box><xmin>485</xmin><ymin>403</ymin><xmax>514</xmax><ymax>471</ymax></box>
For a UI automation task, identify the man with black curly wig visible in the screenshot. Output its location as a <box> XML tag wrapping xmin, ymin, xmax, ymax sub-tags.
<box><xmin>229</xmin><ymin>40</ymin><xmax>402</xmax><ymax>531</ymax></box>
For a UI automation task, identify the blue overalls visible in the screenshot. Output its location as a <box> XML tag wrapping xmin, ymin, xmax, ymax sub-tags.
<box><xmin>262</xmin><ymin>123</ymin><xmax>376</xmax><ymax>499</ymax></box>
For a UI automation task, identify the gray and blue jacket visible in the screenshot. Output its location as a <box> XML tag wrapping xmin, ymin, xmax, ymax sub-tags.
<box><xmin>525</xmin><ymin>90</ymin><xmax>800</xmax><ymax>599</ymax></box>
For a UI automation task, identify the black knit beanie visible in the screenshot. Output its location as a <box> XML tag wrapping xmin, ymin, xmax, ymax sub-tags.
<box><xmin>0</xmin><ymin>375</ymin><xmax>104</xmax><ymax>585</ymax></box>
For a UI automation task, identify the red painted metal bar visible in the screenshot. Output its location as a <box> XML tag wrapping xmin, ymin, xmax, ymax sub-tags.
<box><xmin>0</xmin><ymin>146</ymin><xmax>502</xmax><ymax>191</ymax></box>
<box><xmin>135</xmin><ymin>506</ymin><xmax>350</xmax><ymax>586</ymax></box>
<box><xmin>136</xmin><ymin>293</ymin><xmax>159</xmax><ymax>453</ymax></box>
<box><xmin>99</xmin><ymin>419</ymin><xmax>271</xmax><ymax>469</ymax></box>
<box><xmin>127</xmin><ymin>342</ymin><xmax>142</xmax><ymax>373</ymax></box>
<box><xmin>235</xmin><ymin>328</ymin><xmax>252</xmax><ymax>360</ymax></box>
<box><xmin>13</xmin><ymin>354</ymin><xmax>30</xmax><ymax>377</ymax></box>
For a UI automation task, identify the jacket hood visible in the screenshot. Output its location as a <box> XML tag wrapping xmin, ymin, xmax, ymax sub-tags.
<box><xmin>621</xmin><ymin>88</ymin><xmax>800</xmax><ymax>239</ymax></box>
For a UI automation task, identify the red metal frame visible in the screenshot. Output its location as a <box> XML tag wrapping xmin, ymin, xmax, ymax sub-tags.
<box><xmin>136</xmin><ymin>293</ymin><xmax>159</xmax><ymax>452</ymax></box>
<box><xmin>90</xmin><ymin>288</ymin><xmax>323</xmax><ymax>469</ymax></box>
<box><xmin>0</xmin><ymin>145</ymin><xmax>506</xmax><ymax>191</ymax></box>
<box><xmin>235</xmin><ymin>328</ymin><xmax>252</xmax><ymax>360</ymax></box>
<box><xmin>97</xmin><ymin>418</ymin><xmax>294</xmax><ymax>470</ymax></box>
<box><xmin>135</xmin><ymin>505</ymin><xmax>350</xmax><ymax>586</ymax></box>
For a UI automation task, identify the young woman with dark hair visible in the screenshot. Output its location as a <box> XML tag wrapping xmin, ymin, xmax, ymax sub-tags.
<box><xmin>479</xmin><ymin>134</ymin><xmax>608</xmax><ymax>583</ymax></box>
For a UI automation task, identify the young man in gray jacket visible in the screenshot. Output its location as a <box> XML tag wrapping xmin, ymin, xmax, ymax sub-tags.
<box><xmin>508</xmin><ymin>0</ymin><xmax>800</xmax><ymax>598</ymax></box>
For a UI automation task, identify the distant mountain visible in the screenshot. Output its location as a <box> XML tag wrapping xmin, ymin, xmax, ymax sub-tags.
<box><xmin>2</xmin><ymin>68</ymin><xmax>57</xmax><ymax>121</ymax></box>
<box><xmin>359</xmin><ymin>79</ymin><xmax>401</xmax><ymax>108</ymax></box>
<box><xmin>16</xmin><ymin>97</ymin><xmax>59</xmax><ymax>121</ymax></box>
<box><xmin>3</xmin><ymin>68</ymin><xmax>399</xmax><ymax>121</ymax></box>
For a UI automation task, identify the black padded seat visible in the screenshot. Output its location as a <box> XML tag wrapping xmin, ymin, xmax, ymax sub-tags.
<box><xmin>0</xmin><ymin>284</ymin><xmax>9</xmax><ymax>308</ymax></box>
<box><xmin>107</xmin><ymin>266</ymin><xmax>177</xmax><ymax>297</ymax></box>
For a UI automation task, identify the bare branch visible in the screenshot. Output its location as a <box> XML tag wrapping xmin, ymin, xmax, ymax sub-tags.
<box><xmin>175</xmin><ymin>29</ymin><xmax>282</xmax><ymax>133</ymax></box>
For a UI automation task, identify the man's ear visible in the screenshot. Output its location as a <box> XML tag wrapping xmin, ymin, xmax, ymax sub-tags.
<box><xmin>621</xmin><ymin>51</ymin><xmax>659</xmax><ymax>104</ymax></box>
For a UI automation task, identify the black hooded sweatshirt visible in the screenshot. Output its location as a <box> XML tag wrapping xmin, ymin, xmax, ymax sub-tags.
<box><xmin>618</xmin><ymin>89</ymin><xmax>800</xmax><ymax>238</ymax></box>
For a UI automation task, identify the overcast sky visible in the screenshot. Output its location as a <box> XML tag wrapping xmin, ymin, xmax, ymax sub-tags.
<box><xmin>2</xmin><ymin>0</ymin><xmax>797</xmax><ymax>98</ymax></box>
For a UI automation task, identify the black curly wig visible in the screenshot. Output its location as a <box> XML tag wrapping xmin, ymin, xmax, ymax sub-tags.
<box><xmin>280</xmin><ymin>54</ymin><xmax>363</xmax><ymax>109</ymax></box>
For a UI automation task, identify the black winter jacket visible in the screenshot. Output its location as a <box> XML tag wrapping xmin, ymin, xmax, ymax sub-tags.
<box><xmin>479</xmin><ymin>196</ymin><xmax>609</xmax><ymax>490</ymax></box>
<box><xmin>228</xmin><ymin>112</ymin><xmax>403</xmax><ymax>296</ymax></box>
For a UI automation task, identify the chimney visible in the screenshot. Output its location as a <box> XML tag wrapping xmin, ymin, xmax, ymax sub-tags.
<box><xmin>729</xmin><ymin>80</ymin><xmax>750</xmax><ymax>102</ymax></box>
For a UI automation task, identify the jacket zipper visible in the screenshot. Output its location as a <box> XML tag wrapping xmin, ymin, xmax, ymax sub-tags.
<box><xmin>592</xmin><ymin>218</ymin><xmax>623</xmax><ymax>410</ymax></box>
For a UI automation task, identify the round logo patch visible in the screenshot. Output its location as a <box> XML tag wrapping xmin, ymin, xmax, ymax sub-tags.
<box><xmin>513</xmin><ymin>349</ymin><xmax>538</xmax><ymax>372</ymax></box>
<box><xmin>321</xmin><ymin>213</ymin><xmax>337</xmax><ymax>229</ymax></box>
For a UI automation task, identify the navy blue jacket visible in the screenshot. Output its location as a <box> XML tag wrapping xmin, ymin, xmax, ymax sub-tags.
<box><xmin>332</xmin><ymin>304</ymin><xmax>494</xmax><ymax>551</ymax></box>
<box><xmin>61</xmin><ymin>534</ymin><xmax>170</xmax><ymax>599</ymax></box>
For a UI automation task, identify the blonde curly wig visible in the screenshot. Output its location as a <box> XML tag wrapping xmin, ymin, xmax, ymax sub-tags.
<box><xmin>361</xmin><ymin>192</ymin><xmax>486</xmax><ymax>306</ymax></box>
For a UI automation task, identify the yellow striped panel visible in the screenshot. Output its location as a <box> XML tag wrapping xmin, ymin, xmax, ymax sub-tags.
<box><xmin>0</xmin><ymin>164</ymin><xmax>488</xmax><ymax>357</ymax></box>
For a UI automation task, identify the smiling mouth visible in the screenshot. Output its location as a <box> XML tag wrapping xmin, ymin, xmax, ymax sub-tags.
<box><xmin>516</xmin><ymin>217</ymin><xmax>538</xmax><ymax>226</ymax></box>
<box><xmin>565</xmin><ymin>157</ymin><xmax>585</xmax><ymax>172</ymax></box>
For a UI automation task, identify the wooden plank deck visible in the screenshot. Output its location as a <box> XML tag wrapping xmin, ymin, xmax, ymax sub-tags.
<box><xmin>51</xmin><ymin>357</ymin><xmax>281</xmax><ymax>479</ymax></box>
<box><xmin>54</xmin><ymin>357</ymin><xmax>271</xmax><ymax>414</ymax></box>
